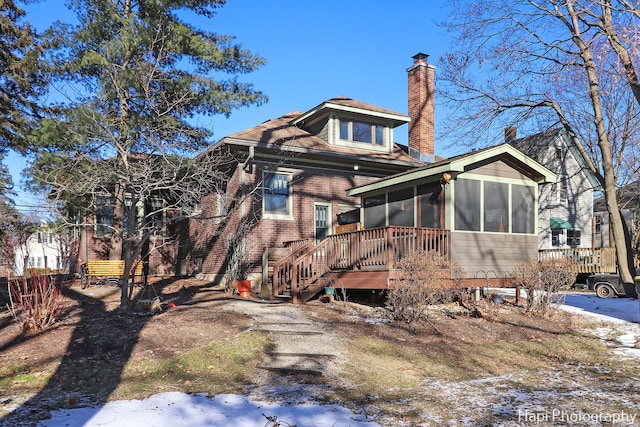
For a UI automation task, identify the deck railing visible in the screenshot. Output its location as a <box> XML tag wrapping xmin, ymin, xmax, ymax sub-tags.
<box><xmin>538</xmin><ymin>247</ymin><xmax>617</xmax><ymax>274</ymax></box>
<box><xmin>272</xmin><ymin>226</ymin><xmax>450</xmax><ymax>301</ymax></box>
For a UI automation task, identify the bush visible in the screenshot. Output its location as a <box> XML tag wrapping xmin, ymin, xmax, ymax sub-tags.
<box><xmin>511</xmin><ymin>257</ymin><xmax>577</xmax><ymax>315</ymax></box>
<box><xmin>6</xmin><ymin>272</ymin><xmax>67</xmax><ymax>332</ymax></box>
<box><xmin>386</xmin><ymin>250</ymin><xmax>465</xmax><ymax>327</ymax></box>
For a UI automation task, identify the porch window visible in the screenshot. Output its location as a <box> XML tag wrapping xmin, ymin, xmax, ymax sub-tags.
<box><xmin>512</xmin><ymin>184</ymin><xmax>535</xmax><ymax>234</ymax></box>
<box><xmin>95</xmin><ymin>195</ymin><xmax>115</xmax><ymax>237</ymax></box>
<box><xmin>484</xmin><ymin>182</ymin><xmax>509</xmax><ymax>232</ymax></box>
<box><xmin>264</xmin><ymin>172</ymin><xmax>291</xmax><ymax>217</ymax></box>
<box><xmin>388</xmin><ymin>188</ymin><xmax>414</xmax><ymax>227</ymax></box>
<box><xmin>417</xmin><ymin>182</ymin><xmax>442</xmax><ymax>228</ymax></box>
<box><xmin>363</xmin><ymin>194</ymin><xmax>386</xmax><ymax>229</ymax></box>
<box><xmin>455</xmin><ymin>179</ymin><xmax>481</xmax><ymax>231</ymax></box>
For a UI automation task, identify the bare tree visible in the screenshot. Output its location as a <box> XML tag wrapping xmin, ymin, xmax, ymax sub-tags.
<box><xmin>439</xmin><ymin>0</ymin><xmax>640</xmax><ymax>284</ymax></box>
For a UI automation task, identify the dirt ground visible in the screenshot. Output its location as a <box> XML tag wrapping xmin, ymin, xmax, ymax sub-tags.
<box><xmin>1</xmin><ymin>277</ymin><xmax>637</xmax><ymax>426</ymax></box>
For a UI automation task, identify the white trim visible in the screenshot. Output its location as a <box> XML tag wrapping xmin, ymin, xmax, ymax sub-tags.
<box><xmin>262</xmin><ymin>170</ymin><xmax>294</xmax><ymax>220</ymax></box>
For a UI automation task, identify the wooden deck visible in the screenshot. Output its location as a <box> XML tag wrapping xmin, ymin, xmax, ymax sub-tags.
<box><xmin>273</xmin><ymin>226</ymin><xmax>450</xmax><ymax>303</ymax></box>
<box><xmin>538</xmin><ymin>247</ymin><xmax>617</xmax><ymax>274</ymax></box>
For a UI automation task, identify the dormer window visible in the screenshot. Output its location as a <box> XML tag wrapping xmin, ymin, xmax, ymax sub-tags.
<box><xmin>339</xmin><ymin>119</ymin><xmax>385</xmax><ymax>145</ymax></box>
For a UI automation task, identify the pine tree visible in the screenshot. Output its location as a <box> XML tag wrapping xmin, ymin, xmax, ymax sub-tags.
<box><xmin>29</xmin><ymin>0</ymin><xmax>266</xmax><ymax>307</ymax></box>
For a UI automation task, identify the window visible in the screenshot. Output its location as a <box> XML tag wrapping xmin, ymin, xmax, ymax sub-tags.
<box><xmin>315</xmin><ymin>204</ymin><xmax>331</xmax><ymax>244</ymax></box>
<box><xmin>484</xmin><ymin>182</ymin><xmax>509</xmax><ymax>232</ymax></box>
<box><xmin>363</xmin><ymin>194</ymin><xmax>386</xmax><ymax>229</ymax></box>
<box><xmin>552</xmin><ymin>229</ymin><xmax>562</xmax><ymax>247</ymax></box>
<box><xmin>555</xmin><ymin>175</ymin><xmax>568</xmax><ymax>203</ymax></box>
<box><xmin>417</xmin><ymin>182</ymin><xmax>442</xmax><ymax>228</ymax></box>
<box><xmin>455</xmin><ymin>179</ymin><xmax>481</xmax><ymax>231</ymax></box>
<box><xmin>512</xmin><ymin>184</ymin><xmax>535</xmax><ymax>234</ymax></box>
<box><xmin>148</xmin><ymin>197</ymin><xmax>166</xmax><ymax>236</ymax></box>
<box><xmin>567</xmin><ymin>229</ymin><xmax>581</xmax><ymax>247</ymax></box>
<box><xmin>339</xmin><ymin>119</ymin><xmax>385</xmax><ymax>145</ymax></box>
<box><xmin>594</xmin><ymin>216</ymin><xmax>602</xmax><ymax>234</ymax></box>
<box><xmin>95</xmin><ymin>195</ymin><xmax>115</xmax><ymax>237</ymax></box>
<box><xmin>388</xmin><ymin>188</ymin><xmax>415</xmax><ymax>227</ymax></box>
<box><xmin>264</xmin><ymin>172</ymin><xmax>291</xmax><ymax>217</ymax></box>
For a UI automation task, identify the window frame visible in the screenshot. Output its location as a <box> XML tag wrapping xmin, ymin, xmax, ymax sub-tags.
<box><xmin>555</xmin><ymin>174</ymin><xmax>568</xmax><ymax>204</ymax></box>
<box><xmin>94</xmin><ymin>194</ymin><xmax>115</xmax><ymax>238</ymax></box>
<box><xmin>454</xmin><ymin>176</ymin><xmax>537</xmax><ymax>235</ymax></box>
<box><xmin>567</xmin><ymin>229</ymin><xmax>581</xmax><ymax>247</ymax></box>
<box><xmin>263</xmin><ymin>171</ymin><xmax>293</xmax><ymax>220</ymax></box>
<box><xmin>336</xmin><ymin>116</ymin><xmax>388</xmax><ymax>150</ymax></box>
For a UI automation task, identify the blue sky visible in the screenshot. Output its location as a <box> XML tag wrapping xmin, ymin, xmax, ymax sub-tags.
<box><xmin>8</xmin><ymin>0</ymin><xmax>455</xmax><ymax>212</ymax></box>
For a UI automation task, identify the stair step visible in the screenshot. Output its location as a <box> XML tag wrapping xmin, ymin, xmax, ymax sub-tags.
<box><xmin>267</xmin><ymin>351</ymin><xmax>336</xmax><ymax>359</ymax></box>
<box><xmin>257</xmin><ymin>366</ymin><xmax>323</xmax><ymax>376</ymax></box>
<box><xmin>254</xmin><ymin>329</ymin><xmax>324</xmax><ymax>335</ymax></box>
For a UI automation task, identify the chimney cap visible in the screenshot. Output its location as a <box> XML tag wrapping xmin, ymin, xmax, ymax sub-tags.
<box><xmin>412</xmin><ymin>52</ymin><xmax>429</xmax><ymax>63</ymax></box>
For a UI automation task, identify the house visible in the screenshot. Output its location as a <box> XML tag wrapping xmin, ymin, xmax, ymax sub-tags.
<box><xmin>507</xmin><ymin>127</ymin><xmax>599</xmax><ymax>251</ymax></box>
<box><xmin>593</xmin><ymin>181</ymin><xmax>639</xmax><ymax>251</ymax></box>
<box><xmin>14</xmin><ymin>227</ymin><xmax>69</xmax><ymax>276</ymax></box>
<box><xmin>181</xmin><ymin>55</ymin><xmax>438</xmax><ymax>287</ymax></box>
<box><xmin>177</xmin><ymin>53</ymin><xmax>556</xmax><ymax>303</ymax></box>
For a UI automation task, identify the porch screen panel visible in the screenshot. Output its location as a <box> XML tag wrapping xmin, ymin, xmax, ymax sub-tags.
<box><xmin>512</xmin><ymin>184</ymin><xmax>535</xmax><ymax>234</ymax></box>
<box><xmin>417</xmin><ymin>182</ymin><xmax>441</xmax><ymax>228</ymax></box>
<box><xmin>363</xmin><ymin>195</ymin><xmax>386</xmax><ymax>229</ymax></box>
<box><xmin>484</xmin><ymin>182</ymin><xmax>509</xmax><ymax>232</ymax></box>
<box><xmin>388</xmin><ymin>187</ymin><xmax>414</xmax><ymax>227</ymax></box>
<box><xmin>455</xmin><ymin>179</ymin><xmax>480</xmax><ymax>231</ymax></box>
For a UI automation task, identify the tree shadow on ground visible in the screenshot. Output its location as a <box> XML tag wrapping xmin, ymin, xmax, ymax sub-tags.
<box><xmin>0</xmin><ymin>277</ymin><xmax>212</xmax><ymax>426</ymax></box>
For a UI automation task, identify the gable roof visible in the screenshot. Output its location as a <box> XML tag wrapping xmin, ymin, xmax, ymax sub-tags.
<box><xmin>346</xmin><ymin>143</ymin><xmax>556</xmax><ymax>196</ymax></box>
<box><xmin>509</xmin><ymin>127</ymin><xmax>600</xmax><ymax>189</ymax></box>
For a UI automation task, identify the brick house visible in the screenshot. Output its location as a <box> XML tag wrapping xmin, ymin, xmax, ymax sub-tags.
<box><xmin>178</xmin><ymin>54</ymin><xmax>442</xmax><ymax>289</ymax></box>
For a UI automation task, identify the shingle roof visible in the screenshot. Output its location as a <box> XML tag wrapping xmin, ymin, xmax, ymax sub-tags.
<box><xmin>222</xmin><ymin>111</ymin><xmax>420</xmax><ymax>165</ymax></box>
<box><xmin>508</xmin><ymin>128</ymin><xmax>562</xmax><ymax>161</ymax></box>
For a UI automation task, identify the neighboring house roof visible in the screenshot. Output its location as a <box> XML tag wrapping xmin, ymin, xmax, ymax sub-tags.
<box><xmin>594</xmin><ymin>180</ymin><xmax>640</xmax><ymax>212</ymax></box>
<box><xmin>346</xmin><ymin>143</ymin><xmax>557</xmax><ymax>196</ymax></box>
<box><xmin>509</xmin><ymin>127</ymin><xmax>600</xmax><ymax>189</ymax></box>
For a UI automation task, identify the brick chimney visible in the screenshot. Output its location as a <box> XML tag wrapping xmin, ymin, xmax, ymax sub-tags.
<box><xmin>504</xmin><ymin>126</ymin><xmax>517</xmax><ymax>142</ymax></box>
<box><xmin>408</xmin><ymin>53</ymin><xmax>435</xmax><ymax>163</ymax></box>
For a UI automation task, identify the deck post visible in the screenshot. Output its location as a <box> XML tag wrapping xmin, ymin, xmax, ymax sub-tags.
<box><xmin>386</xmin><ymin>227</ymin><xmax>394</xmax><ymax>269</ymax></box>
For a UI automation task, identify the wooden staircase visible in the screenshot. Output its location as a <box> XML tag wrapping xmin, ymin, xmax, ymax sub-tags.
<box><xmin>267</xmin><ymin>226</ymin><xmax>451</xmax><ymax>304</ymax></box>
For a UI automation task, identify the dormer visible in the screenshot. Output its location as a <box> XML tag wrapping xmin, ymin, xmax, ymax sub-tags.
<box><xmin>290</xmin><ymin>96</ymin><xmax>409</xmax><ymax>154</ymax></box>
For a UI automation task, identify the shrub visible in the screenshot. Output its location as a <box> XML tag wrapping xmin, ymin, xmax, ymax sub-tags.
<box><xmin>6</xmin><ymin>272</ymin><xmax>67</xmax><ymax>332</ymax></box>
<box><xmin>386</xmin><ymin>250</ymin><xmax>465</xmax><ymax>328</ymax></box>
<box><xmin>511</xmin><ymin>257</ymin><xmax>577</xmax><ymax>315</ymax></box>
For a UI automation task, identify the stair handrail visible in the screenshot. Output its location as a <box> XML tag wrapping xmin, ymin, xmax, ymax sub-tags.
<box><xmin>289</xmin><ymin>238</ymin><xmax>333</xmax><ymax>303</ymax></box>
<box><xmin>272</xmin><ymin>240</ymin><xmax>314</xmax><ymax>298</ymax></box>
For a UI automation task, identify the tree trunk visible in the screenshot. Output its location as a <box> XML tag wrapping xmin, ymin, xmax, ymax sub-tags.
<box><xmin>566</xmin><ymin>1</ymin><xmax>634</xmax><ymax>284</ymax></box>
<box><xmin>110</xmin><ymin>181</ymin><xmax>125</xmax><ymax>260</ymax></box>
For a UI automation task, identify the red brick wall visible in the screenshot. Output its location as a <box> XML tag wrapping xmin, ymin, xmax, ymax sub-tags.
<box><xmin>181</xmin><ymin>164</ymin><xmax>377</xmax><ymax>279</ymax></box>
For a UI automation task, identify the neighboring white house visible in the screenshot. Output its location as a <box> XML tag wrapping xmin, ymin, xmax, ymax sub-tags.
<box><xmin>14</xmin><ymin>227</ymin><xmax>68</xmax><ymax>276</ymax></box>
<box><xmin>508</xmin><ymin>127</ymin><xmax>600</xmax><ymax>250</ymax></box>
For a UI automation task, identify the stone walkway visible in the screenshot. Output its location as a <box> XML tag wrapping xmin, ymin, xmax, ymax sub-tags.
<box><xmin>222</xmin><ymin>299</ymin><xmax>343</xmax><ymax>377</ymax></box>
